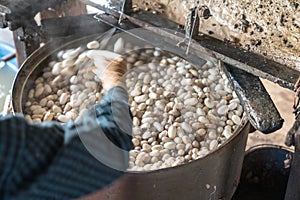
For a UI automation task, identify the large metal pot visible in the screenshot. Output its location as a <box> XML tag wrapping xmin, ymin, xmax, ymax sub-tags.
<box><xmin>12</xmin><ymin>32</ymin><xmax>251</xmax><ymax>200</ymax></box>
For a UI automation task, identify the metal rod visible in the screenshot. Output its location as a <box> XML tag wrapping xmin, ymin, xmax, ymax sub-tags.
<box><xmin>118</xmin><ymin>0</ymin><xmax>132</xmax><ymax>24</ymax></box>
<box><xmin>0</xmin><ymin>52</ymin><xmax>16</xmax><ymax>62</ymax></box>
<box><xmin>185</xmin><ymin>7</ymin><xmax>199</xmax><ymax>55</ymax></box>
<box><xmin>118</xmin><ymin>0</ymin><xmax>126</xmax><ymax>24</ymax></box>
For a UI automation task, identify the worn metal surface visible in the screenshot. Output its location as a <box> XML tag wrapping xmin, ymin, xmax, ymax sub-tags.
<box><xmin>0</xmin><ymin>0</ymin><xmax>57</xmax><ymax>65</ymax></box>
<box><xmin>0</xmin><ymin>0</ymin><xmax>60</xmax><ymax>30</ymax></box>
<box><xmin>40</xmin><ymin>14</ymin><xmax>111</xmax><ymax>38</ymax></box>
<box><xmin>191</xmin><ymin>34</ymin><xmax>300</xmax><ymax>90</ymax></box>
<box><xmin>221</xmin><ymin>63</ymin><xmax>284</xmax><ymax>134</ymax></box>
<box><xmin>12</xmin><ymin>27</ymin><xmax>40</xmax><ymax>66</ymax></box>
<box><xmin>0</xmin><ymin>0</ymin><xmax>88</xmax><ymax>65</ymax></box>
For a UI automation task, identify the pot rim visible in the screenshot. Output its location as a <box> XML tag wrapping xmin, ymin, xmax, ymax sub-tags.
<box><xmin>246</xmin><ymin>144</ymin><xmax>294</xmax><ymax>155</ymax></box>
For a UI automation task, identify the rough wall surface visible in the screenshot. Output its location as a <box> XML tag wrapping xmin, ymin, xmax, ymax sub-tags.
<box><xmin>133</xmin><ymin>0</ymin><xmax>300</xmax><ymax>69</ymax></box>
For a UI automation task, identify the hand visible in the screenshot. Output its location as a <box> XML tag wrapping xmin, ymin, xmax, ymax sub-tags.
<box><xmin>86</xmin><ymin>50</ymin><xmax>127</xmax><ymax>91</ymax></box>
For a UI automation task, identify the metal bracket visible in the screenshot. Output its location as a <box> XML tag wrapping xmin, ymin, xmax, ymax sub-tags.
<box><xmin>222</xmin><ymin>63</ymin><xmax>284</xmax><ymax>134</ymax></box>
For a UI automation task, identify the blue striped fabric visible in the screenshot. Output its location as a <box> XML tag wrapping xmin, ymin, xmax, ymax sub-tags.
<box><xmin>0</xmin><ymin>87</ymin><xmax>133</xmax><ymax>199</ymax></box>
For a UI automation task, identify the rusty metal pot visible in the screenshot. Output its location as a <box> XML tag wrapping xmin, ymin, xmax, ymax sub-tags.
<box><xmin>11</xmin><ymin>32</ymin><xmax>251</xmax><ymax>200</ymax></box>
<box><xmin>232</xmin><ymin>145</ymin><xmax>293</xmax><ymax>200</ymax></box>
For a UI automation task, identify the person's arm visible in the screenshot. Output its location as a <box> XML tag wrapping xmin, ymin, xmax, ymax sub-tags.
<box><xmin>0</xmin><ymin>86</ymin><xmax>132</xmax><ymax>200</ymax></box>
<box><xmin>64</xmin><ymin>51</ymin><xmax>133</xmax><ymax>169</ymax></box>
<box><xmin>0</xmin><ymin>114</ymin><xmax>64</xmax><ymax>199</ymax></box>
<box><xmin>65</xmin><ymin>86</ymin><xmax>133</xmax><ymax>148</ymax></box>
